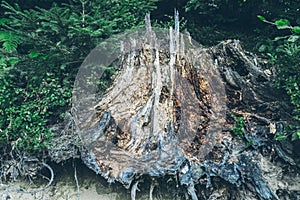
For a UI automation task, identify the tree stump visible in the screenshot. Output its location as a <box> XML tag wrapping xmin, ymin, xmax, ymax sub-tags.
<box><xmin>66</xmin><ymin>13</ymin><xmax>298</xmax><ymax>200</ymax></box>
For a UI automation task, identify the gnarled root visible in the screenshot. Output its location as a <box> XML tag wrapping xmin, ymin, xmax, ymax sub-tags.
<box><xmin>149</xmin><ymin>178</ymin><xmax>158</xmax><ymax>200</ymax></box>
<box><xmin>0</xmin><ymin>162</ymin><xmax>54</xmax><ymax>199</ymax></box>
<box><xmin>187</xmin><ymin>183</ymin><xmax>198</xmax><ymax>200</ymax></box>
<box><xmin>131</xmin><ymin>180</ymin><xmax>140</xmax><ymax>200</ymax></box>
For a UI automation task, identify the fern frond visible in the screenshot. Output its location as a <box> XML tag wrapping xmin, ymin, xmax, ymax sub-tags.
<box><xmin>0</xmin><ymin>31</ymin><xmax>22</xmax><ymax>53</ymax></box>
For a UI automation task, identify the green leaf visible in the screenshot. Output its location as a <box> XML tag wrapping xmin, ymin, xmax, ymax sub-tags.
<box><xmin>7</xmin><ymin>57</ymin><xmax>19</xmax><ymax>66</ymax></box>
<box><xmin>292</xmin><ymin>132</ymin><xmax>298</xmax><ymax>141</ymax></box>
<box><xmin>288</xmin><ymin>35</ymin><xmax>299</xmax><ymax>43</ymax></box>
<box><xmin>292</xmin><ymin>26</ymin><xmax>300</xmax><ymax>34</ymax></box>
<box><xmin>0</xmin><ymin>18</ymin><xmax>9</xmax><ymax>25</ymax></box>
<box><xmin>257</xmin><ymin>15</ymin><xmax>267</xmax><ymax>22</ymax></box>
<box><xmin>0</xmin><ymin>31</ymin><xmax>21</xmax><ymax>53</ymax></box>
<box><xmin>41</xmin><ymin>55</ymin><xmax>48</xmax><ymax>60</ymax></box>
<box><xmin>292</xmin><ymin>131</ymin><xmax>300</xmax><ymax>141</ymax></box>
<box><xmin>275</xmin><ymin>19</ymin><xmax>290</xmax><ymax>29</ymax></box>
<box><xmin>3</xmin><ymin>41</ymin><xmax>17</xmax><ymax>53</ymax></box>
<box><xmin>60</xmin><ymin>64</ymin><xmax>66</xmax><ymax>70</ymax></box>
<box><xmin>28</xmin><ymin>51</ymin><xmax>41</xmax><ymax>58</ymax></box>
<box><xmin>276</xmin><ymin>135</ymin><xmax>287</xmax><ymax>141</ymax></box>
<box><xmin>258</xmin><ymin>44</ymin><xmax>267</xmax><ymax>52</ymax></box>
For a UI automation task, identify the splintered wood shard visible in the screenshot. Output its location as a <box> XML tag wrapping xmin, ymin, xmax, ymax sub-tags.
<box><xmin>73</xmin><ymin>13</ymin><xmax>226</xmax><ymax>189</ymax></box>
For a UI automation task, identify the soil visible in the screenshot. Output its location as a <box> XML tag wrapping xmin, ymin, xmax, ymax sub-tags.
<box><xmin>1</xmin><ymin>154</ymin><xmax>300</xmax><ymax>200</ymax></box>
<box><xmin>0</xmin><ymin>160</ymin><xmax>178</xmax><ymax>200</ymax></box>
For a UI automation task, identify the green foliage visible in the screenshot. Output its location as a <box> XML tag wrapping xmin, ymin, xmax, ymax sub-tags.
<box><xmin>0</xmin><ymin>31</ymin><xmax>21</xmax><ymax>53</ymax></box>
<box><xmin>0</xmin><ymin>58</ymin><xmax>72</xmax><ymax>152</ymax></box>
<box><xmin>231</xmin><ymin>114</ymin><xmax>245</xmax><ymax>137</ymax></box>
<box><xmin>274</xmin><ymin>19</ymin><xmax>291</xmax><ymax>30</ymax></box>
<box><xmin>275</xmin><ymin>125</ymin><xmax>300</xmax><ymax>141</ymax></box>
<box><xmin>257</xmin><ymin>16</ymin><xmax>300</xmax><ymax>42</ymax></box>
<box><xmin>258</xmin><ymin>16</ymin><xmax>300</xmax><ymax>141</ymax></box>
<box><xmin>185</xmin><ymin>0</ymin><xmax>266</xmax><ymax>23</ymax></box>
<box><xmin>257</xmin><ymin>15</ymin><xmax>266</xmax><ymax>22</ymax></box>
<box><xmin>292</xmin><ymin>26</ymin><xmax>300</xmax><ymax>34</ymax></box>
<box><xmin>184</xmin><ymin>0</ymin><xmax>300</xmax><ymax>51</ymax></box>
<box><xmin>0</xmin><ymin>0</ymin><xmax>157</xmax><ymax>154</ymax></box>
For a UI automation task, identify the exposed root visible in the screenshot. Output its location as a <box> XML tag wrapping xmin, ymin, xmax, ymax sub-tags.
<box><xmin>232</xmin><ymin>109</ymin><xmax>272</xmax><ymax>124</ymax></box>
<box><xmin>187</xmin><ymin>183</ymin><xmax>198</xmax><ymax>200</ymax></box>
<box><xmin>35</xmin><ymin>163</ymin><xmax>54</xmax><ymax>193</ymax></box>
<box><xmin>131</xmin><ymin>180</ymin><xmax>140</xmax><ymax>200</ymax></box>
<box><xmin>74</xmin><ymin>161</ymin><xmax>80</xmax><ymax>200</ymax></box>
<box><xmin>149</xmin><ymin>178</ymin><xmax>158</xmax><ymax>200</ymax></box>
<box><xmin>0</xmin><ymin>162</ymin><xmax>54</xmax><ymax>199</ymax></box>
<box><xmin>208</xmin><ymin>191</ymin><xmax>223</xmax><ymax>200</ymax></box>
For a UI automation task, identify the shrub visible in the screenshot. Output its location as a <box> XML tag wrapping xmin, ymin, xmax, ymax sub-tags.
<box><xmin>0</xmin><ymin>0</ymin><xmax>157</xmax><ymax>154</ymax></box>
<box><xmin>258</xmin><ymin>16</ymin><xmax>300</xmax><ymax>141</ymax></box>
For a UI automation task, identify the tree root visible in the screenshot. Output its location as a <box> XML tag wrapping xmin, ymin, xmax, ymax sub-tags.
<box><xmin>187</xmin><ymin>183</ymin><xmax>198</xmax><ymax>200</ymax></box>
<box><xmin>0</xmin><ymin>162</ymin><xmax>54</xmax><ymax>199</ymax></box>
<box><xmin>149</xmin><ymin>178</ymin><xmax>158</xmax><ymax>200</ymax></box>
<box><xmin>74</xmin><ymin>161</ymin><xmax>80</xmax><ymax>200</ymax></box>
<box><xmin>131</xmin><ymin>180</ymin><xmax>140</xmax><ymax>200</ymax></box>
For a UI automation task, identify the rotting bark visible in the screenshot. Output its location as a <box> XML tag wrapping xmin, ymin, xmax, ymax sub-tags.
<box><xmin>47</xmin><ymin>14</ymin><xmax>300</xmax><ymax>200</ymax></box>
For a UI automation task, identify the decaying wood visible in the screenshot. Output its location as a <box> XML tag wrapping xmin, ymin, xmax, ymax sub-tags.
<box><xmin>54</xmin><ymin>13</ymin><xmax>300</xmax><ymax>200</ymax></box>
<box><xmin>0</xmin><ymin>12</ymin><xmax>298</xmax><ymax>200</ymax></box>
<box><xmin>73</xmin><ymin>13</ymin><xmax>226</xmax><ymax>194</ymax></box>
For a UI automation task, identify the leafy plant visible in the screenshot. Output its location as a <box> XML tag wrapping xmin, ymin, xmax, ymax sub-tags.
<box><xmin>0</xmin><ymin>0</ymin><xmax>157</xmax><ymax>154</ymax></box>
<box><xmin>0</xmin><ymin>31</ymin><xmax>21</xmax><ymax>53</ymax></box>
<box><xmin>257</xmin><ymin>16</ymin><xmax>300</xmax><ymax>42</ymax></box>
<box><xmin>257</xmin><ymin>15</ymin><xmax>300</xmax><ymax>141</ymax></box>
<box><xmin>275</xmin><ymin>125</ymin><xmax>300</xmax><ymax>141</ymax></box>
<box><xmin>231</xmin><ymin>114</ymin><xmax>245</xmax><ymax>137</ymax></box>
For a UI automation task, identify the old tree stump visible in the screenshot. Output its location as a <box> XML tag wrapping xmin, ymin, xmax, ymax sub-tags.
<box><xmin>50</xmin><ymin>13</ymin><xmax>300</xmax><ymax>200</ymax></box>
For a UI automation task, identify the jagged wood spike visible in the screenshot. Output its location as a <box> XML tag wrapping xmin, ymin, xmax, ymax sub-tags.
<box><xmin>174</xmin><ymin>9</ymin><xmax>180</xmax><ymax>53</ymax></box>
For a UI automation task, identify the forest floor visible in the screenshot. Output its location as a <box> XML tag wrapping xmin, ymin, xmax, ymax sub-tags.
<box><xmin>1</xmin><ymin>153</ymin><xmax>300</xmax><ymax>200</ymax></box>
<box><xmin>0</xmin><ymin>160</ymin><xmax>177</xmax><ymax>200</ymax></box>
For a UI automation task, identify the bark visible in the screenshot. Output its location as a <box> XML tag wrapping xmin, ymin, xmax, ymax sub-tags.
<box><xmin>50</xmin><ymin>14</ymin><xmax>300</xmax><ymax>200</ymax></box>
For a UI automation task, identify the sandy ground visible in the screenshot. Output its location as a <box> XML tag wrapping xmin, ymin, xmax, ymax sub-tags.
<box><xmin>0</xmin><ymin>182</ymin><xmax>120</xmax><ymax>200</ymax></box>
<box><xmin>0</xmin><ymin>168</ymin><xmax>125</xmax><ymax>200</ymax></box>
<box><xmin>2</xmin><ymin>155</ymin><xmax>299</xmax><ymax>200</ymax></box>
<box><xmin>0</xmin><ymin>161</ymin><xmax>173</xmax><ymax>200</ymax></box>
